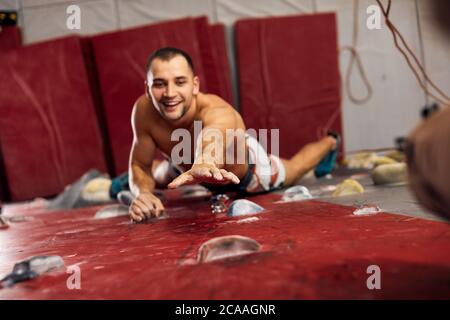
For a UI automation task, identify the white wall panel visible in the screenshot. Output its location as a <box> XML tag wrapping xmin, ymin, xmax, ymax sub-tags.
<box><xmin>317</xmin><ymin>0</ymin><xmax>425</xmax><ymax>152</ymax></box>
<box><xmin>22</xmin><ymin>0</ymin><xmax>117</xmax><ymax>44</ymax></box>
<box><xmin>0</xmin><ymin>0</ymin><xmax>19</xmax><ymax>10</ymax></box>
<box><xmin>117</xmin><ymin>0</ymin><xmax>214</xmax><ymax>29</ymax></box>
<box><xmin>216</xmin><ymin>0</ymin><xmax>314</xmax><ymax>25</ymax></box>
<box><xmin>417</xmin><ymin>0</ymin><xmax>450</xmax><ymax>106</ymax></box>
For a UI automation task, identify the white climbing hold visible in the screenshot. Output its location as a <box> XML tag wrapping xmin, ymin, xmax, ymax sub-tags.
<box><xmin>227</xmin><ymin>199</ymin><xmax>264</xmax><ymax>217</ymax></box>
<box><xmin>282</xmin><ymin>185</ymin><xmax>313</xmax><ymax>202</ymax></box>
<box><xmin>197</xmin><ymin>235</ymin><xmax>261</xmax><ymax>263</ymax></box>
<box><xmin>353</xmin><ymin>205</ymin><xmax>382</xmax><ymax>216</ymax></box>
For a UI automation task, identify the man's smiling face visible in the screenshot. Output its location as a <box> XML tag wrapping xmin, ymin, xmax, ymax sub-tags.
<box><xmin>147</xmin><ymin>55</ymin><xmax>199</xmax><ymax>122</ymax></box>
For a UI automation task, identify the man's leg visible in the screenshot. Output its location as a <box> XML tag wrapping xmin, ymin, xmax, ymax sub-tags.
<box><xmin>281</xmin><ymin>136</ymin><xmax>337</xmax><ymax>186</ymax></box>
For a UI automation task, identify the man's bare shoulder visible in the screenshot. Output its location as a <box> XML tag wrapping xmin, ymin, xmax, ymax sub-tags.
<box><xmin>131</xmin><ymin>95</ymin><xmax>161</xmax><ymax>135</ymax></box>
<box><xmin>133</xmin><ymin>95</ymin><xmax>162</xmax><ymax>124</ymax></box>
<box><xmin>197</xmin><ymin>93</ymin><xmax>239</xmax><ymax>119</ymax></box>
<box><xmin>197</xmin><ymin>92</ymin><xmax>232</xmax><ymax>110</ymax></box>
<box><xmin>133</xmin><ymin>95</ymin><xmax>153</xmax><ymax>117</ymax></box>
<box><xmin>197</xmin><ymin>92</ymin><xmax>245</xmax><ymax>129</ymax></box>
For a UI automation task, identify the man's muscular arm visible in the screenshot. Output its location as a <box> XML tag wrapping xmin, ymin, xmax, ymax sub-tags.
<box><xmin>129</xmin><ymin>100</ymin><xmax>164</xmax><ymax>221</ymax></box>
<box><xmin>168</xmin><ymin>97</ymin><xmax>242</xmax><ymax>188</ymax></box>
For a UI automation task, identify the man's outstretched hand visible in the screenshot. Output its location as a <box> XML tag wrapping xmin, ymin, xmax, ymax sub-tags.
<box><xmin>167</xmin><ymin>163</ymin><xmax>240</xmax><ymax>189</ymax></box>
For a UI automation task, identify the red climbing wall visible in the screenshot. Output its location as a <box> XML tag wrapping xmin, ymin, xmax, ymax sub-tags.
<box><xmin>235</xmin><ymin>13</ymin><xmax>342</xmax><ymax>158</ymax></box>
<box><xmin>1</xmin><ymin>191</ymin><xmax>449</xmax><ymax>299</ymax></box>
<box><xmin>0</xmin><ymin>36</ymin><xmax>107</xmax><ymax>201</ymax></box>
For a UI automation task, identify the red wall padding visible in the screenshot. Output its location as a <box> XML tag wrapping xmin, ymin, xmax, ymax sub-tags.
<box><xmin>193</xmin><ymin>18</ymin><xmax>233</xmax><ymax>105</ymax></box>
<box><xmin>210</xmin><ymin>23</ymin><xmax>234</xmax><ymax>104</ymax></box>
<box><xmin>0</xmin><ymin>36</ymin><xmax>107</xmax><ymax>201</ymax></box>
<box><xmin>193</xmin><ymin>17</ymin><xmax>222</xmax><ymax>99</ymax></box>
<box><xmin>0</xmin><ymin>26</ymin><xmax>22</xmax><ymax>202</ymax></box>
<box><xmin>90</xmin><ymin>18</ymin><xmax>213</xmax><ymax>175</ymax></box>
<box><xmin>0</xmin><ymin>26</ymin><xmax>22</xmax><ymax>50</ymax></box>
<box><xmin>235</xmin><ymin>13</ymin><xmax>342</xmax><ymax>158</ymax></box>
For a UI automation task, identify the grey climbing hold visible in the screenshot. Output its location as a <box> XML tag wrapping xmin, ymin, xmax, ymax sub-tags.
<box><xmin>353</xmin><ymin>204</ymin><xmax>382</xmax><ymax>216</ymax></box>
<box><xmin>1</xmin><ymin>255</ymin><xmax>65</xmax><ymax>288</ymax></box>
<box><xmin>197</xmin><ymin>235</ymin><xmax>261</xmax><ymax>263</ymax></box>
<box><xmin>210</xmin><ymin>194</ymin><xmax>230</xmax><ymax>214</ymax></box>
<box><xmin>282</xmin><ymin>185</ymin><xmax>313</xmax><ymax>202</ymax></box>
<box><xmin>47</xmin><ymin>169</ymin><xmax>112</xmax><ymax>210</ymax></box>
<box><xmin>227</xmin><ymin>199</ymin><xmax>264</xmax><ymax>217</ymax></box>
<box><xmin>0</xmin><ymin>216</ymin><xmax>9</xmax><ymax>229</ymax></box>
<box><xmin>117</xmin><ymin>191</ymin><xmax>134</xmax><ymax>206</ymax></box>
<box><xmin>94</xmin><ymin>204</ymin><xmax>129</xmax><ymax>219</ymax></box>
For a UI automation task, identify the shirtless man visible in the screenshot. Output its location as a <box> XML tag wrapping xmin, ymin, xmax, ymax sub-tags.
<box><xmin>128</xmin><ymin>47</ymin><xmax>337</xmax><ymax>222</ymax></box>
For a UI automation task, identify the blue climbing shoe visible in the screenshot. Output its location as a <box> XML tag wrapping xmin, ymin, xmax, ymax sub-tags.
<box><xmin>314</xmin><ymin>131</ymin><xmax>341</xmax><ymax>178</ymax></box>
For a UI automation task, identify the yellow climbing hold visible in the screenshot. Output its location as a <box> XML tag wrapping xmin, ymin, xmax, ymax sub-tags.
<box><xmin>332</xmin><ymin>179</ymin><xmax>365</xmax><ymax>197</ymax></box>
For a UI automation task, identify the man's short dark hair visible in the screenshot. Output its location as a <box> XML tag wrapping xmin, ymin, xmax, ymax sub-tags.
<box><xmin>146</xmin><ymin>47</ymin><xmax>195</xmax><ymax>74</ymax></box>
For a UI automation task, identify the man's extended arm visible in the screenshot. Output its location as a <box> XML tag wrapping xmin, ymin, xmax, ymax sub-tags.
<box><xmin>168</xmin><ymin>101</ymin><xmax>242</xmax><ymax>188</ymax></box>
<box><xmin>128</xmin><ymin>101</ymin><xmax>165</xmax><ymax>221</ymax></box>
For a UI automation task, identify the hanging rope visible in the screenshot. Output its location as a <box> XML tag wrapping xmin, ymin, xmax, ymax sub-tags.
<box><xmin>342</xmin><ymin>0</ymin><xmax>373</xmax><ymax>105</ymax></box>
<box><xmin>375</xmin><ymin>0</ymin><xmax>450</xmax><ymax>106</ymax></box>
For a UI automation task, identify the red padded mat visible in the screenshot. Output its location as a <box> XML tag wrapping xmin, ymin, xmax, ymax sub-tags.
<box><xmin>235</xmin><ymin>13</ymin><xmax>342</xmax><ymax>158</ymax></box>
<box><xmin>90</xmin><ymin>18</ymin><xmax>211</xmax><ymax>175</ymax></box>
<box><xmin>0</xmin><ymin>26</ymin><xmax>22</xmax><ymax>50</ymax></box>
<box><xmin>0</xmin><ymin>36</ymin><xmax>107</xmax><ymax>201</ymax></box>
<box><xmin>194</xmin><ymin>17</ymin><xmax>222</xmax><ymax>99</ymax></box>
<box><xmin>210</xmin><ymin>23</ymin><xmax>234</xmax><ymax>104</ymax></box>
<box><xmin>0</xmin><ymin>26</ymin><xmax>22</xmax><ymax>201</ymax></box>
<box><xmin>0</xmin><ymin>192</ymin><xmax>449</xmax><ymax>299</ymax></box>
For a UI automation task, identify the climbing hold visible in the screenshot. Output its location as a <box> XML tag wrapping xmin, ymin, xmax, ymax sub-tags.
<box><xmin>385</xmin><ymin>150</ymin><xmax>405</xmax><ymax>162</ymax></box>
<box><xmin>210</xmin><ymin>194</ymin><xmax>230</xmax><ymax>214</ymax></box>
<box><xmin>1</xmin><ymin>255</ymin><xmax>65</xmax><ymax>288</ymax></box>
<box><xmin>211</xmin><ymin>202</ymin><xmax>227</xmax><ymax>214</ymax></box>
<box><xmin>94</xmin><ymin>204</ymin><xmax>129</xmax><ymax>219</ymax></box>
<box><xmin>371</xmin><ymin>163</ymin><xmax>407</xmax><ymax>185</ymax></box>
<box><xmin>353</xmin><ymin>204</ymin><xmax>382</xmax><ymax>216</ymax></box>
<box><xmin>0</xmin><ymin>216</ymin><xmax>9</xmax><ymax>229</ymax></box>
<box><xmin>282</xmin><ymin>185</ymin><xmax>313</xmax><ymax>202</ymax></box>
<box><xmin>332</xmin><ymin>179</ymin><xmax>365</xmax><ymax>197</ymax></box>
<box><xmin>236</xmin><ymin>217</ymin><xmax>260</xmax><ymax>224</ymax></box>
<box><xmin>372</xmin><ymin>156</ymin><xmax>397</xmax><ymax>167</ymax></box>
<box><xmin>47</xmin><ymin>169</ymin><xmax>110</xmax><ymax>210</ymax></box>
<box><xmin>81</xmin><ymin>177</ymin><xmax>112</xmax><ymax>202</ymax></box>
<box><xmin>197</xmin><ymin>235</ymin><xmax>261</xmax><ymax>263</ymax></box>
<box><xmin>227</xmin><ymin>199</ymin><xmax>264</xmax><ymax>217</ymax></box>
<box><xmin>117</xmin><ymin>190</ymin><xmax>134</xmax><ymax>206</ymax></box>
